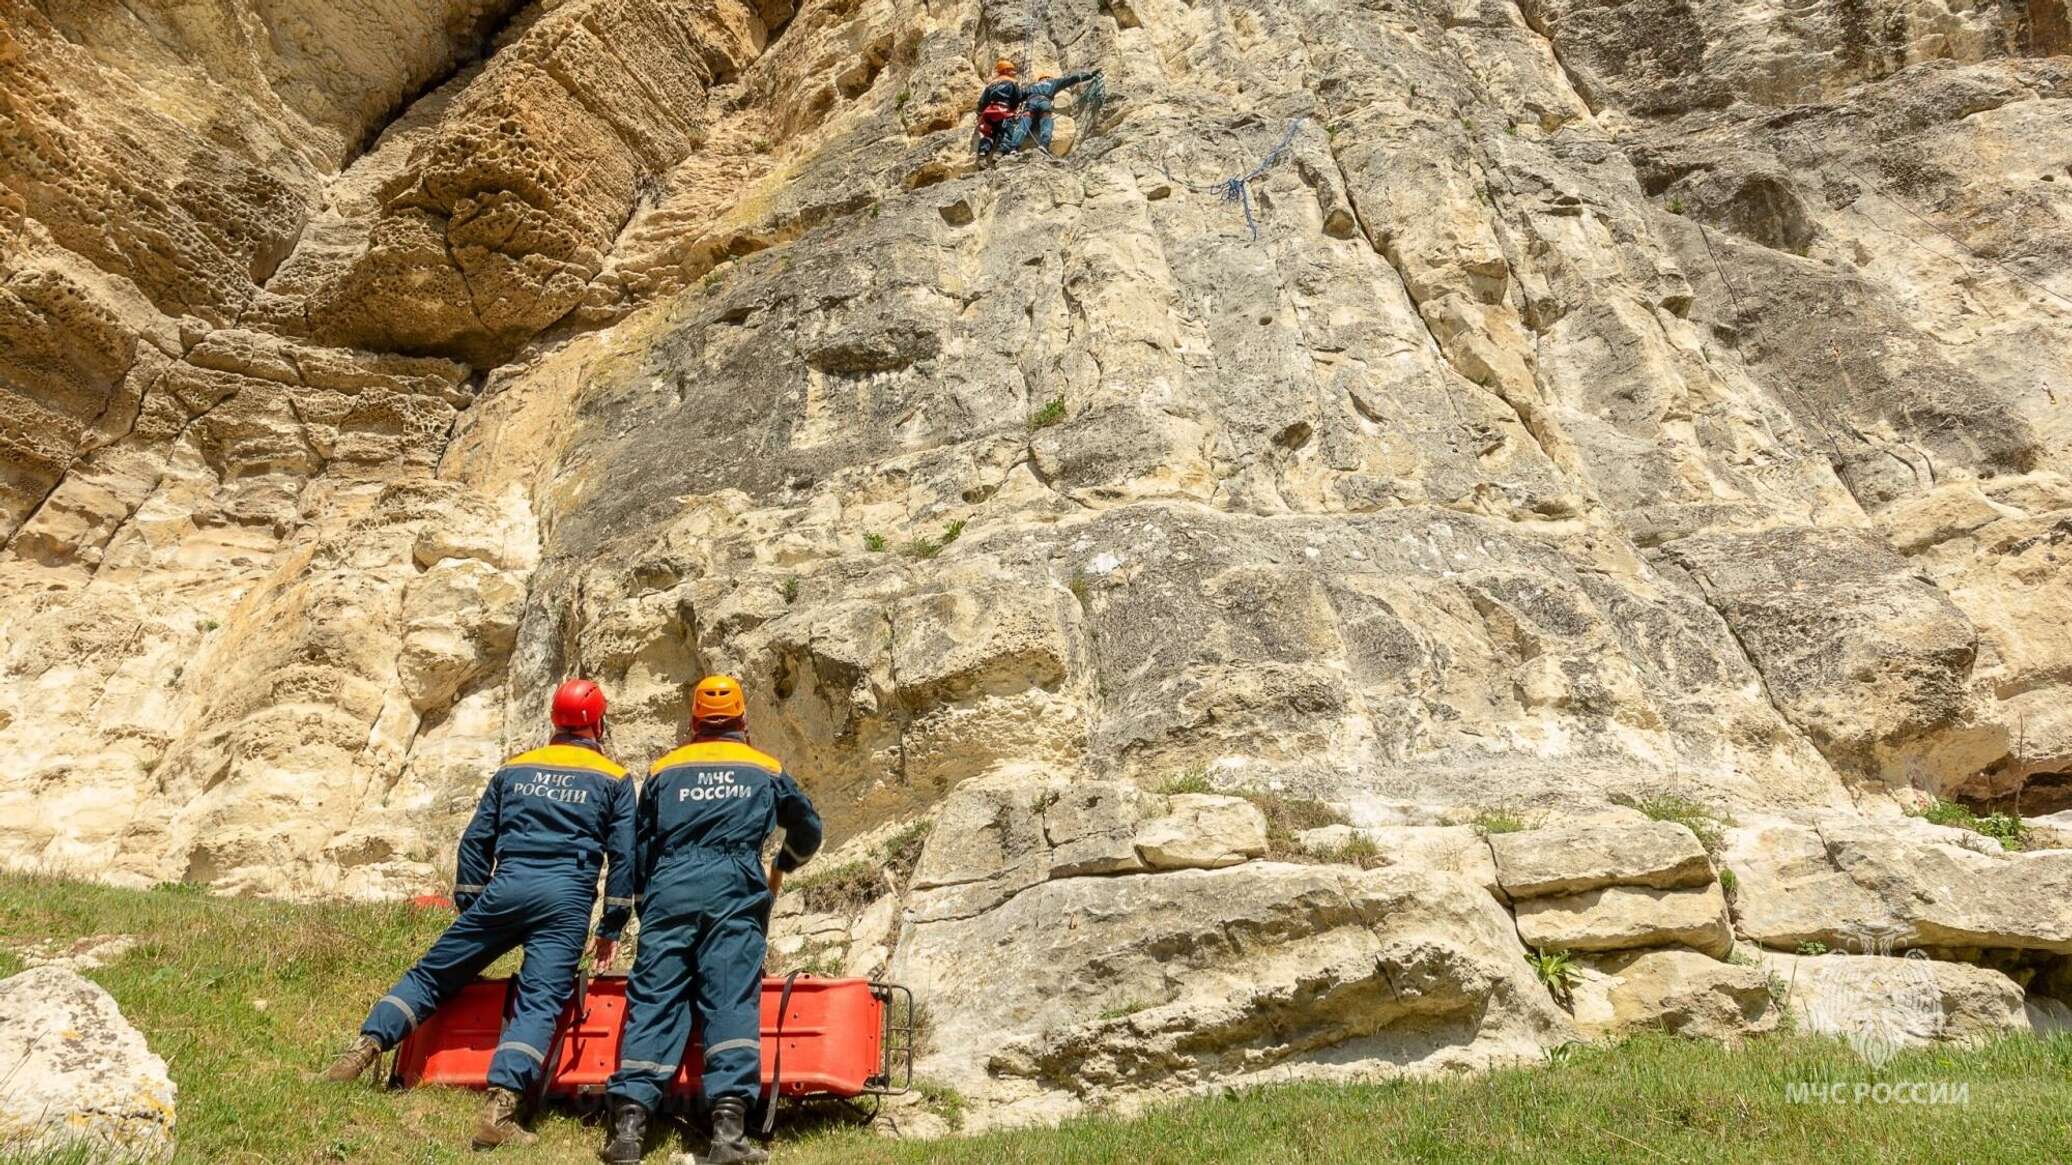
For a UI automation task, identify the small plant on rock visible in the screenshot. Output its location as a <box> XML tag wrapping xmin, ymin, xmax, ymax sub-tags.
<box><xmin>1098</xmin><ymin>1000</ymin><xmax>1151</xmax><ymax>1021</ymax></box>
<box><xmin>1796</xmin><ymin>940</ymin><xmax>1829</xmax><ymax>957</ymax></box>
<box><xmin>781</xmin><ymin>576</ymin><xmax>800</xmax><ymax>604</ymax></box>
<box><xmin>1668</xmin><ymin>195</ymin><xmax>1686</xmax><ymax>214</ymax></box>
<box><xmin>1029</xmin><ymin>397</ymin><xmax>1067</xmax><ymax>429</ymax></box>
<box><xmin>1158</xmin><ymin>768</ymin><xmax>1215</xmax><ymax>796</ymax></box>
<box><xmin>1614</xmin><ymin>792</ymin><xmax>1730</xmax><ymax>854</ymax></box>
<box><xmin>1324</xmin><ymin>832</ymin><xmax>1383</xmax><ymax>870</ymax></box>
<box><xmin>792</xmin><ymin>861</ymin><xmax>883</xmax><ymax>915</ymax></box>
<box><xmin>1912</xmin><ymin>797</ymin><xmax>2027</xmax><ymax>850</ymax></box>
<box><xmin>863</xmin><ymin>532</ymin><xmax>887</xmax><ymax>552</ymax></box>
<box><xmin>915</xmin><ymin>1079</ymin><xmax>968</xmax><ymax>1129</ymax></box>
<box><xmin>879</xmin><ymin>819</ymin><xmax>933</xmax><ymax>885</ymax></box>
<box><xmin>1467</xmin><ymin>803</ymin><xmax>1533</xmax><ymax>835</ymax></box>
<box><xmin>1527</xmin><ymin>947</ymin><xmax>1580</xmax><ymax>1006</ymax></box>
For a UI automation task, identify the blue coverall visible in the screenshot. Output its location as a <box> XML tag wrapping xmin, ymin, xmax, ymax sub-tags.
<box><xmin>360</xmin><ymin>735</ymin><xmax>636</xmax><ymax>1092</ymax></box>
<box><xmin>1005</xmin><ymin>70</ymin><xmax>1097</xmax><ymax>153</ymax></box>
<box><xmin>605</xmin><ymin>733</ymin><xmax>823</xmax><ymax>1111</ymax></box>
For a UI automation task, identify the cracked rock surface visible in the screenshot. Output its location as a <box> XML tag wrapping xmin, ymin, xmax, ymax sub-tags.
<box><xmin>4</xmin><ymin>0</ymin><xmax>2071</xmax><ymax>1125</ymax></box>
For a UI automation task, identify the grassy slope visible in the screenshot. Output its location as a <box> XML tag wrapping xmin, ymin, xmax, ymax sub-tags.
<box><xmin>4</xmin><ymin>873</ymin><xmax>2071</xmax><ymax>1163</ymax></box>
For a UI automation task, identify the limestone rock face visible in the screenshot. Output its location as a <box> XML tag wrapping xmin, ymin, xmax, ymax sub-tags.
<box><xmin>0</xmin><ymin>966</ymin><xmax>177</xmax><ymax>1162</ymax></box>
<box><xmin>1763</xmin><ymin>950</ymin><xmax>2032</xmax><ymax>1053</ymax></box>
<box><xmin>1513</xmin><ymin>883</ymin><xmax>1735</xmax><ymax>958</ymax></box>
<box><xmin>894</xmin><ymin>859</ymin><xmax>1574</xmax><ymax>1120</ymax></box>
<box><xmin>1491</xmin><ymin>820</ymin><xmax>1714</xmax><ymax>899</ymax></box>
<box><xmin>1570</xmin><ymin>949</ymin><xmax>1779</xmax><ymax>1042</ymax></box>
<box><xmin>1725</xmin><ymin>817</ymin><xmax>2072</xmax><ymax>952</ymax></box>
<box><xmin>7</xmin><ymin>0</ymin><xmax>2072</xmax><ymax>1128</ymax></box>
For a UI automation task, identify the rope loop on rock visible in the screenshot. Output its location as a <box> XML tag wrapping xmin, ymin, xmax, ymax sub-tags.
<box><xmin>1160</xmin><ymin>118</ymin><xmax>1307</xmax><ymax>239</ymax></box>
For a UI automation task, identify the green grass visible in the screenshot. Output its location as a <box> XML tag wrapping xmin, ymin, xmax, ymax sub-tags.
<box><xmin>1911</xmin><ymin>798</ymin><xmax>2028</xmax><ymax>850</ymax></box>
<box><xmin>1466</xmin><ymin>803</ymin><xmax>1534</xmax><ymax>835</ymax></box>
<box><xmin>778</xmin><ymin>1034</ymin><xmax>2072</xmax><ymax>1163</ymax></box>
<box><xmin>1029</xmin><ymin>397</ymin><xmax>1067</xmax><ymax>430</ymax></box>
<box><xmin>1613</xmin><ymin>793</ymin><xmax>1731</xmax><ymax>853</ymax></box>
<box><xmin>11</xmin><ymin>874</ymin><xmax>2072</xmax><ymax>1163</ymax></box>
<box><xmin>1319</xmin><ymin>832</ymin><xmax>1382</xmax><ymax>870</ymax></box>
<box><xmin>863</xmin><ymin>532</ymin><xmax>888</xmax><ymax>552</ymax></box>
<box><xmin>790</xmin><ymin>861</ymin><xmax>882</xmax><ymax>916</ymax></box>
<box><xmin>1249</xmin><ymin>795</ymin><xmax>1350</xmax><ymax>860</ymax></box>
<box><xmin>1156</xmin><ymin>768</ymin><xmax>1216</xmax><ymax>796</ymax></box>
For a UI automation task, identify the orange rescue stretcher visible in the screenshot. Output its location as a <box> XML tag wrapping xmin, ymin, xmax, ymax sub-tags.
<box><xmin>388</xmin><ymin>971</ymin><xmax>915</xmax><ymax>1112</ymax></box>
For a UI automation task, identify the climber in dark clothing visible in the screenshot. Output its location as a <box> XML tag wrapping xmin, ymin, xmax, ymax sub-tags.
<box><xmin>974</xmin><ymin>58</ymin><xmax>1023</xmax><ymax>161</ymax></box>
<box><xmin>1006</xmin><ymin>69</ymin><xmax>1101</xmax><ymax>154</ymax></box>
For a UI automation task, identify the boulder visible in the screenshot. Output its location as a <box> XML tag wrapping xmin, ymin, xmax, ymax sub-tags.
<box><xmin>893</xmin><ymin>863</ymin><xmax>1573</xmax><ymax>1110</ymax></box>
<box><xmin>1365</xmin><ymin>826</ymin><xmax>1504</xmax><ymax>898</ymax></box>
<box><xmin>1490</xmin><ymin>820</ymin><xmax>1714</xmax><ymax>899</ymax></box>
<box><xmin>1570</xmin><ymin>949</ymin><xmax>1778</xmax><ymax>1041</ymax></box>
<box><xmin>0</xmin><ymin>966</ymin><xmax>176</xmax><ymax>1162</ymax></box>
<box><xmin>1725</xmin><ymin>818</ymin><xmax>2072</xmax><ymax>952</ymax></box>
<box><xmin>1132</xmin><ymin>795</ymin><xmax>1268</xmax><ymax>871</ymax></box>
<box><xmin>1760</xmin><ymin>951</ymin><xmax>2030</xmax><ymax>1063</ymax></box>
<box><xmin>1514</xmin><ymin>884</ymin><xmax>1734</xmax><ymax>958</ymax></box>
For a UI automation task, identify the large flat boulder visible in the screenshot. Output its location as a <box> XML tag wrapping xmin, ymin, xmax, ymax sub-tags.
<box><xmin>0</xmin><ymin>966</ymin><xmax>176</xmax><ymax>1162</ymax></box>
<box><xmin>1514</xmin><ymin>884</ymin><xmax>1734</xmax><ymax>957</ymax></box>
<box><xmin>1490</xmin><ymin>820</ymin><xmax>1714</xmax><ymax>899</ymax></box>
<box><xmin>1726</xmin><ymin>817</ymin><xmax>2072</xmax><ymax>952</ymax></box>
<box><xmin>1761</xmin><ymin>951</ymin><xmax>2030</xmax><ymax>1063</ymax></box>
<box><xmin>893</xmin><ymin>863</ymin><xmax>1573</xmax><ymax>1117</ymax></box>
<box><xmin>1570</xmin><ymin>949</ymin><xmax>1778</xmax><ymax>1042</ymax></box>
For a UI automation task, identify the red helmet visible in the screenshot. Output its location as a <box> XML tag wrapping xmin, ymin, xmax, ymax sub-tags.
<box><xmin>551</xmin><ymin>678</ymin><xmax>607</xmax><ymax>730</ymax></box>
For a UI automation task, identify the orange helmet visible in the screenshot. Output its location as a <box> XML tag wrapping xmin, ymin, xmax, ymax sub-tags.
<box><xmin>995</xmin><ymin>57</ymin><xmax>1017</xmax><ymax>76</ymax></box>
<box><xmin>691</xmin><ymin>674</ymin><xmax>747</xmax><ymax>725</ymax></box>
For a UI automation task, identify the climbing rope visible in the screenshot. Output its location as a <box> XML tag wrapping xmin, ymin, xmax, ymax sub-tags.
<box><xmin>1160</xmin><ymin>118</ymin><xmax>1307</xmax><ymax>239</ymax></box>
<box><xmin>1022</xmin><ymin>0</ymin><xmax>1046</xmax><ymax>74</ymax></box>
<box><xmin>1830</xmin><ymin>160</ymin><xmax>2072</xmax><ymax>315</ymax></box>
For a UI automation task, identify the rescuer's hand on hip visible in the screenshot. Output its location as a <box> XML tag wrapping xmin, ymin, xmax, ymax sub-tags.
<box><xmin>589</xmin><ymin>937</ymin><xmax>619</xmax><ymax>969</ymax></box>
<box><xmin>767</xmin><ymin>864</ymin><xmax>785</xmax><ymax>897</ymax></box>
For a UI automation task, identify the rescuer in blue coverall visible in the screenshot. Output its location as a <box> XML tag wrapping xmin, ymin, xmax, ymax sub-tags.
<box><xmin>1004</xmin><ymin>68</ymin><xmax>1102</xmax><ymax>154</ymax></box>
<box><xmin>323</xmin><ymin>678</ymin><xmax>636</xmax><ymax>1151</ymax></box>
<box><xmin>599</xmin><ymin>675</ymin><xmax>823</xmax><ymax>1165</ymax></box>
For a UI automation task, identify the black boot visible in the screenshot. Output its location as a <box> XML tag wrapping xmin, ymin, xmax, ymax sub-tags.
<box><xmin>703</xmin><ymin>1096</ymin><xmax>767</xmax><ymax>1164</ymax></box>
<box><xmin>598</xmin><ymin>1099</ymin><xmax>647</xmax><ymax>1164</ymax></box>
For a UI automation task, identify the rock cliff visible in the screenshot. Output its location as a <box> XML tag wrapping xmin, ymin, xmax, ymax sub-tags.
<box><xmin>4</xmin><ymin>0</ymin><xmax>2069</xmax><ymax>1125</ymax></box>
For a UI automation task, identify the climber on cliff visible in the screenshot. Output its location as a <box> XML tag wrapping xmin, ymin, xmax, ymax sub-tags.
<box><xmin>1005</xmin><ymin>68</ymin><xmax>1103</xmax><ymax>154</ymax></box>
<box><xmin>974</xmin><ymin>57</ymin><xmax>1024</xmax><ymax>162</ymax></box>
<box><xmin>598</xmin><ymin>675</ymin><xmax>824</xmax><ymax>1165</ymax></box>
<box><xmin>322</xmin><ymin>678</ymin><xmax>636</xmax><ymax>1151</ymax></box>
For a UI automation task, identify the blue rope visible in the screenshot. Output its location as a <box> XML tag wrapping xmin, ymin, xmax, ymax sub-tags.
<box><xmin>1212</xmin><ymin>119</ymin><xmax>1305</xmax><ymax>239</ymax></box>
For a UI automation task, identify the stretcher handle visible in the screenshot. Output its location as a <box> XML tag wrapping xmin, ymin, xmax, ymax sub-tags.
<box><xmin>761</xmin><ymin>970</ymin><xmax>801</xmax><ymax>1136</ymax></box>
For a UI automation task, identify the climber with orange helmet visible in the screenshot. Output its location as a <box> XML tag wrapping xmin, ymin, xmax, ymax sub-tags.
<box><xmin>599</xmin><ymin>675</ymin><xmax>823</xmax><ymax>1165</ymax></box>
<box><xmin>324</xmin><ymin>678</ymin><xmax>637</xmax><ymax>1152</ymax></box>
<box><xmin>974</xmin><ymin>57</ymin><xmax>1025</xmax><ymax>162</ymax></box>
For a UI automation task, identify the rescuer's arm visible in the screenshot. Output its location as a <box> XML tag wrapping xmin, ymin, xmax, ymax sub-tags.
<box><xmin>596</xmin><ymin>775</ymin><xmax>637</xmax><ymax>945</ymax></box>
<box><xmin>635</xmin><ymin>770</ymin><xmax>662</xmax><ymax>895</ymax></box>
<box><xmin>1054</xmin><ymin>69</ymin><xmax>1097</xmax><ymax>94</ymax></box>
<box><xmin>453</xmin><ymin>773</ymin><xmax>502</xmax><ymax>910</ymax></box>
<box><xmin>771</xmin><ymin>772</ymin><xmax>824</xmax><ymax>875</ymax></box>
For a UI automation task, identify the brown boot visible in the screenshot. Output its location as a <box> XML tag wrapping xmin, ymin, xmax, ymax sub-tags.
<box><xmin>472</xmin><ymin>1087</ymin><xmax>539</xmax><ymax>1150</ymax></box>
<box><xmin>322</xmin><ymin>1035</ymin><xmax>382</xmax><ymax>1083</ymax></box>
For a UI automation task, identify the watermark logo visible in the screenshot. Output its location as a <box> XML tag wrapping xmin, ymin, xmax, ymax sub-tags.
<box><xmin>1794</xmin><ymin>923</ymin><xmax>1943</xmax><ymax>1068</ymax></box>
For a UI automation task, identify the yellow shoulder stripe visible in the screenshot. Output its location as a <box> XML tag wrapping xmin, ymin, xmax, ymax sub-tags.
<box><xmin>505</xmin><ymin>744</ymin><xmax>629</xmax><ymax>779</ymax></box>
<box><xmin>650</xmin><ymin>740</ymin><xmax>783</xmax><ymax>776</ymax></box>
